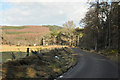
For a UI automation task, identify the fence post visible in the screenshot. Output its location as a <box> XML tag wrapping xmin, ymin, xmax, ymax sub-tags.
<box><xmin>11</xmin><ymin>52</ymin><xmax>16</xmax><ymax>60</ymax></box>
<box><xmin>26</xmin><ymin>48</ymin><xmax>29</xmax><ymax>56</ymax></box>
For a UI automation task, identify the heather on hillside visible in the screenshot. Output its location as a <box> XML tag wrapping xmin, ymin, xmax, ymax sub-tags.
<box><xmin>1</xmin><ymin>26</ymin><xmax>52</xmax><ymax>46</ymax></box>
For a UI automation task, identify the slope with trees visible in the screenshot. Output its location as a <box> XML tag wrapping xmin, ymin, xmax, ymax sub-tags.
<box><xmin>80</xmin><ymin>1</ymin><xmax>119</xmax><ymax>50</ymax></box>
<box><xmin>79</xmin><ymin>1</ymin><xmax>119</xmax><ymax>61</ymax></box>
<box><xmin>43</xmin><ymin>21</ymin><xmax>83</xmax><ymax>47</ymax></box>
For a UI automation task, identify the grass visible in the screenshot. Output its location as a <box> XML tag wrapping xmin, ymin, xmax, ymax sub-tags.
<box><xmin>5</xmin><ymin>32</ymin><xmax>28</xmax><ymax>35</ymax></box>
<box><xmin>1</xmin><ymin>45</ymin><xmax>67</xmax><ymax>52</ymax></box>
<box><xmin>81</xmin><ymin>48</ymin><xmax>119</xmax><ymax>63</ymax></box>
<box><xmin>2</xmin><ymin>47</ymin><xmax>77</xmax><ymax>79</ymax></box>
<box><xmin>1</xmin><ymin>45</ymin><xmax>69</xmax><ymax>62</ymax></box>
<box><xmin>2</xmin><ymin>51</ymin><xmax>27</xmax><ymax>62</ymax></box>
<box><xmin>2</xmin><ymin>26</ymin><xmax>28</xmax><ymax>30</ymax></box>
<box><xmin>98</xmin><ymin>49</ymin><xmax>119</xmax><ymax>63</ymax></box>
<box><xmin>4</xmin><ymin>32</ymin><xmax>37</xmax><ymax>35</ymax></box>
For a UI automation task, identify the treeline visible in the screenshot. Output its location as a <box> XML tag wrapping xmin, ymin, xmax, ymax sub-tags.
<box><xmin>42</xmin><ymin>21</ymin><xmax>83</xmax><ymax>47</ymax></box>
<box><xmin>42</xmin><ymin>25</ymin><xmax>63</xmax><ymax>32</ymax></box>
<box><xmin>80</xmin><ymin>1</ymin><xmax>120</xmax><ymax>51</ymax></box>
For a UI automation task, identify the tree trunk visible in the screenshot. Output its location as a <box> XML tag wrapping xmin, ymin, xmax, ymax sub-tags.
<box><xmin>95</xmin><ymin>1</ymin><xmax>99</xmax><ymax>51</ymax></box>
<box><xmin>95</xmin><ymin>40</ymin><xmax>98</xmax><ymax>51</ymax></box>
<box><xmin>77</xmin><ymin>35</ymin><xmax>79</xmax><ymax>46</ymax></box>
<box><xmin>118</xmin><ymin>4</ymin><xmax>120</xmax><ymax>53</ymax></box>
<box><xmin>108</xmin><ymin>3</ymin><xmax>113</xmax><ymax>49</ymax></box>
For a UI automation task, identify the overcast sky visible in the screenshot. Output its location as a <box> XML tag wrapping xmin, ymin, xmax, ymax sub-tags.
<box><xmin>0</xmin><ymin>0</ymin><xmax>89</xmax><ymax>27</ymax></box>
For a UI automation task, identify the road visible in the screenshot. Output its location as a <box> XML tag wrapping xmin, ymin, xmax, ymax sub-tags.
<box><xmin>57</xmin><ymin>48</ymin><xmax>119</xmax><ymax>79</ymax></box>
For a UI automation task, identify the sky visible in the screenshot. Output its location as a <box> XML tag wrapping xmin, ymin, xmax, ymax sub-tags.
<box><xmin>0</xmin><ymin>0</ymin><xmax>90</xmax><ymax>27</ymax></box>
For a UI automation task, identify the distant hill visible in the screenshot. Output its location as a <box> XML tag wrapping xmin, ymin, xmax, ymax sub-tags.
<box><xmin>2</xmin><ymin>25</ymin><xmax>60</xmax><ymax>46</ymax></box>
<box><xmin>42</xmin><ymin>25</ymin><xmax>63</xmax><ymax>32</ymax></box>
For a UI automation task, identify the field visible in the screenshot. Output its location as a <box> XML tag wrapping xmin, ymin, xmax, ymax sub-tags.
<box><xmin>1</xmin><ymin>25</ymin><xmax>63</xmax><ymax>46</ymax></box>
<box><xmin>1</xmin><ymin>45</ymin><xmax>69</xmax><ymax>62</ymax></box>
<box><xmin>2</xmin><ymin>26</ymin><xmax>51</xmax><ymax>46</ymax></box>
<box><xmin>1</xmin><ymin>45</ymin><xmax>66</xmax><ymax>52</ymax></box>
<box><xmin>0</xmin><ymin>25</ymin><xmax>77</xmax><ymax>79</ymax></box>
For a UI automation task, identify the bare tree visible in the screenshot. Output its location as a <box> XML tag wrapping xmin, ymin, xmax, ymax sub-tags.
<box><xmin>63</xmin><ymin>20</ymin><xmax>76</xmax><ymax>30</ymax></box>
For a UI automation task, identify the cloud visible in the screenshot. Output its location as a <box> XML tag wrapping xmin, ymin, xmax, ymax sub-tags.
<box><xmin>67</xmin><ymin>3</ymin><xmax>89</xmax><ymax>22</ymax></box>
<box><xmin>0</xmin><ymin>2</ymin><xmax>89</xmax><ymax>27</ymax></box>
<box><xmin>3</xmin><ymin>0</ymin><xmax>88</xmax><ymax>2</ymax></box>
<box><xmin>58</xmin><ymin>10</ymin><xmax>64</xmax><ymax>14</ymax></box>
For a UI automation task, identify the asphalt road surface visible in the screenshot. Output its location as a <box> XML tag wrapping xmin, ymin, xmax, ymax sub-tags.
<box><xmin>57</xmin><ymin>48</ymin><xmax>119</xmax><ymax>79</ymax></box>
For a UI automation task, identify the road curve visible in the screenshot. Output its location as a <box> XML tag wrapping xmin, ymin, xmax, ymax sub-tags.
<box><xmin>58</xmin><ymin>48</ymin><xmax>119</xmax><ymax>79</ymax></box>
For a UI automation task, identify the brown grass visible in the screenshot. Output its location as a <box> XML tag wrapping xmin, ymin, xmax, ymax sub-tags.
<box><xmin>1</xmin><ymin>45</ymin><xmax>69</xmax><ymax>52</ymax></box>
<box><xmin>2</xmin><ymin>26</ymin><xmax>51</xmax><ymax>46</ymax></box>
<box><xmin>26</xmin><ymin>67</ymin><xmax>36</xmax><ymax>78</ymax></box>
<box><xmin>2</xmin><ymin>48</ymin><xmax>77</xmax><ymax>79</ymax></box>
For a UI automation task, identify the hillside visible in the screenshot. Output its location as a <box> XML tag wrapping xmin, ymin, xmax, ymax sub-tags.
<box><xmin>1</xmin><ymin>25</ymin><xmax>62</xmax><ymax>46</ymax></box>
<box><xmin>42</xmin><ymin>25</ymin><xmax>63</xmax><ymax>32</ymax></box>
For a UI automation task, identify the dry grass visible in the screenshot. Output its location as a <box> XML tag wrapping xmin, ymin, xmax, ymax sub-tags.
<box><xmin>1</xmin><ymin>45</ymin><xmax>69</xmax><ymax>52</ymax></box>
<box><xmin>26</xmin><ymin>67</ymin><xmax>36</xmax><ymax>78</ymax></box>
<box><xmin>2</xmin><ymin>48</ymin><xmax>77</xmax><ymax>79</ymax></box>
<box><xmin>2</xmin><ymin>26</ymin><xmax>51</xmax><ymax>46</ymax></box>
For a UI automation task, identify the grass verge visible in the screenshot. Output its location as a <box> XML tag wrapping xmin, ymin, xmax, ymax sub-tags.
<box><xmin>80</xmin><ymin>48</ymin><xmax>119</xmax><ymax>63</ymax></box>
<box><xmin>2</xmin><ymin>47</ymin><xmax>77</xmax><ymax>79</ymax></box>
